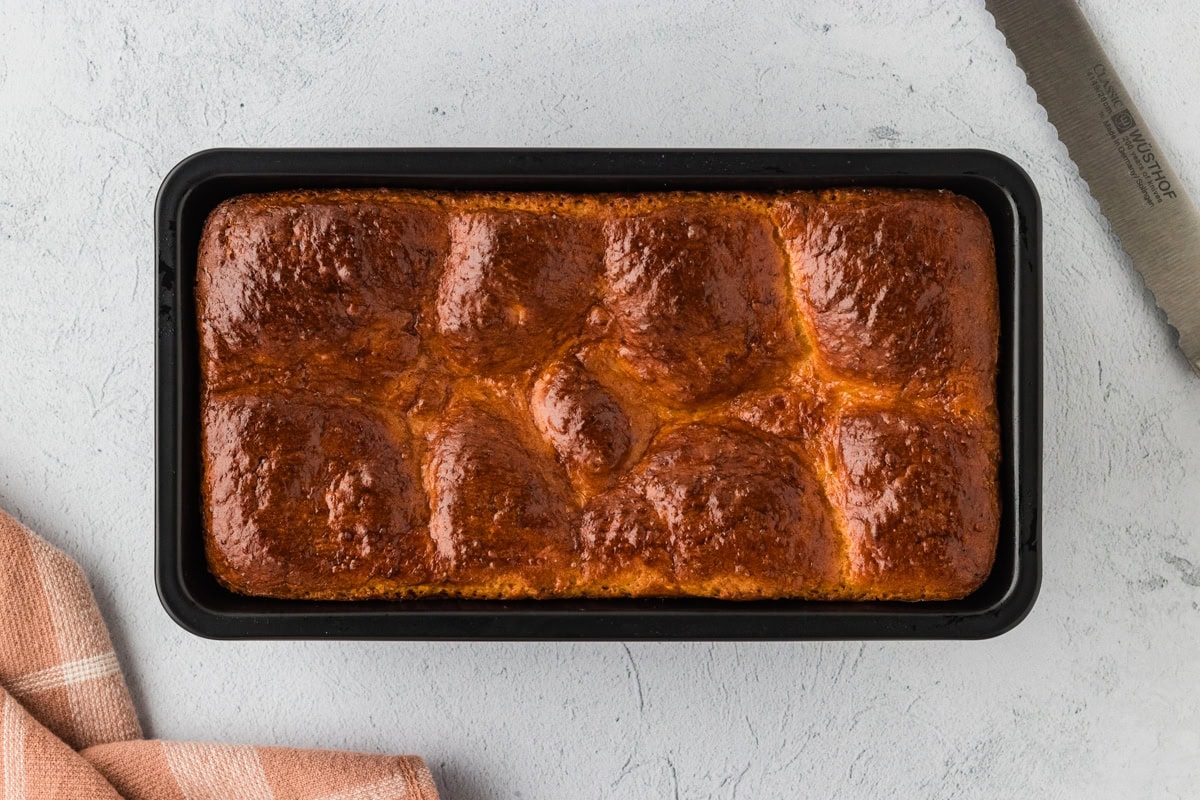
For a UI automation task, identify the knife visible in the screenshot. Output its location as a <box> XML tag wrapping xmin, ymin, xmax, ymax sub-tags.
<box><xmin>986</xmin><ymin>0</ymin><xmax>1200</xmax><ymax>375</ymax></box>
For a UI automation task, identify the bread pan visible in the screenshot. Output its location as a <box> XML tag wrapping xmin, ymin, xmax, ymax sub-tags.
<box><xmin>155</xmin><ymin>148</ymin><xmax>1041</xmax><ymax>640</ymax></box>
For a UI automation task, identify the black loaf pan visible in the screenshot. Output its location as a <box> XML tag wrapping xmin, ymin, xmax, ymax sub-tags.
<box><xmin>155</xmin><ymin>149</ymin><xmax>1042</xmax><ymax>640</ymax></box>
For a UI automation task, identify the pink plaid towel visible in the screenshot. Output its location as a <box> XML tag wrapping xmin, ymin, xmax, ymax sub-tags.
<box><xmin>0</xmin><ymin>510</ymin><xmax>439</xmax><ymax>799</ymax></box>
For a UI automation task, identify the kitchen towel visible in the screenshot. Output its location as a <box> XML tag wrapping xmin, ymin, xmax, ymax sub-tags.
<box><xmin>0</xmin><ymin>509</ymin><xmax>439</xmax><ymax>799</ymax></box>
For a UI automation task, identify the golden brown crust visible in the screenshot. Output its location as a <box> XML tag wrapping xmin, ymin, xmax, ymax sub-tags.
<box><xmin>601</xmin><ymin>199</ymin><xmax>795</xmax><ymax>403</ymax></box>
<box><xmin>197</xmin><ymin>188</ymin><xmax>1000</xmax><ymax>601</ymax></box>
<box><xmin>203</xmin><ymin>393</ymin><xmax>432</xmax><ymax>598</ymax></box>
<box><xmin>424</xmin><ymin>404</ymin><xmax>578</xmax><ymax>596</ymax></box>
<box><xmin>530</xmin><ymin>355</ymin><xmax>634</xmax><ymax>491</ymax></box>
<box><xmin>196</xmin><ymin>191</ymin><xmax>448</xmax><ymax>393</ymax></box>
<box><xmin>773</xmin><ymin>188</ymin><xmax>998</xmax><ymax>402</ymax></box>
<box><xmin>580</xmin><ymin>424</ymin><xmax>841</xmax><ymax>598</ymax></box>
<box><xmin>825</xmin><ymin>407</ymin><xmax>1001</xmax><ymax>600</ymax></box>
<box><xmin>436</xmin><ymin>210</ymin><xmax>603</xmax><ymax>371</ymax></box>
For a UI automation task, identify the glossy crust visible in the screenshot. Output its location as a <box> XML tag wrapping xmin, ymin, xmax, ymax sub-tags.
<box><xmin>827</xmin><ymin>408</ymin><xmax>1000</xmax><ymax>600</ymax></box>
<box><xmin>197</xmin><ymin>188</ymin><xmax>1000</xmax><ymax>601</ymax></box>
<box><xmin>424</xmin><ymin>404</ymin><xmax>578</xmax><ymax>596</ymax></box>
<box><xmin>580</xmin><ymin>425</ymin><xmax>841</xmax><ymax>598</ymax></box>
<box><xmin>602</xmin><ymin>200</ymin><xmax>794</xmax><ymax>403</ymax></box>
<box><xmin>773</xmin><ymin>189</ymin><xmax>998</xmax><ymax>400</ymax></box>
<box><xmin>197</xmin><ymin>192</ymin><xmax>447</xmax><ymax>392</ymax></box>
<box><xmin>203</xmin><ymin>393</ymin><xmax>432</xmax><ymax>598</ymax></box>
<box><xmin>436</xmin><ymin>210</ymin><xmax>602</xmax><ymax>370</ymax></box>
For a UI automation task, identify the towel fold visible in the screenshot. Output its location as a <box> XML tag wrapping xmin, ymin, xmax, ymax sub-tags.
<box><xmin>0</xmin><ymin>509</ymin><xmax>439</xmax><ymax>799</ymax></box>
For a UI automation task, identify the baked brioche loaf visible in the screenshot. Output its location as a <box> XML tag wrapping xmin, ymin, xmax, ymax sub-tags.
<box><xmin>197</xmin><ymin>188</ymin><xmax>1000</xmax><ymax>602</ymax></box>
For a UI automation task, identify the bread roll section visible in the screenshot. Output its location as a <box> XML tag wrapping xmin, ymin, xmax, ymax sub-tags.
<box><xmin>197</xmin><ymin>188</ymin><xmax>1000</xmax><ymax>601</ymax></box>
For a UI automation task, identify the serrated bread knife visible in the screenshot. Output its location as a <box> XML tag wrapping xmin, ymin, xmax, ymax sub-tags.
<box><xmin>987</xmin><ymin>0</ymin><xmax>1200</xmax><ymax>375</ymax></box>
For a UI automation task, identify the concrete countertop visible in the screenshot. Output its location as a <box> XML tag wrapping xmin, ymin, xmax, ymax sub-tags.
<box><xmin>1</xmin><ymin>1</ymin><xmax>1197</xmax><ymax>797</ymax></box>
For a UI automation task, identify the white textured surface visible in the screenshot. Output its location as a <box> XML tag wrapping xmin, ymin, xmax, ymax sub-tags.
<box><xmin>1</xmin><ymin>0</ymin><xmax>1198</xmax><ymax>796</ymax></box>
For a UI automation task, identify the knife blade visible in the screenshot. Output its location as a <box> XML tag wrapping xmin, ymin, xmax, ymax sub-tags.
<box><xmin>986</xmin><ymin>0</ymin><xmax>1200</xmax><ymax>375</ymax></box>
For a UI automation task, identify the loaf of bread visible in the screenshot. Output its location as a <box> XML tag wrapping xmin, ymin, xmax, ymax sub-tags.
<box><xmin>197</xmin><ymin>188</ymin><xmax>1000</xmax><ymax>602</ymax></box>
